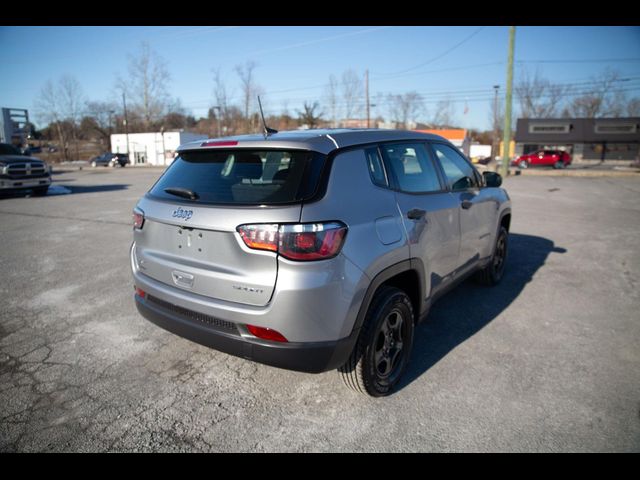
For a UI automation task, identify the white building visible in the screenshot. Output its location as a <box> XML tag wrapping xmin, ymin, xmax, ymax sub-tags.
<box><xmin>110</xmin><ymin>131</ymin><xmax>208</xmax><ymax>166</ymax></box>
<box><xmin>470</xmin><ymin>144</ymin><xmax>492</xmax><ymax>160</ymax></box>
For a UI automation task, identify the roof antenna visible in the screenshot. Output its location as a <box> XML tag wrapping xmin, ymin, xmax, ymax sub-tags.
<box><xmin>258</xmin><ymin>96</ymin><xmax>278</xmax><ymax>139</ymax></box>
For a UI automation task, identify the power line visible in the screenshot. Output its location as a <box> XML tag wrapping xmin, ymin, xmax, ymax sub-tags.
<box><xmin>176</xmin><ymin>76</ymin><xmax>640</xmax><ymax>109</ymax></box>
<box><xmin>373</xmin><ymin>27</ymin><xmax>486</xmax><ymax>77</ymax></box>
<box><xmin>517</xmin><ymin>57</ymin><xmax>640</xmax><ymax>64</ymax></box>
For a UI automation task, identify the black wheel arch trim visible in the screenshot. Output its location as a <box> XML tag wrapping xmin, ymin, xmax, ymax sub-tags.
<box><xmin>350</xmin><ymin>259</ymin><xmax>426</xmax><ymax>338</ymax></box>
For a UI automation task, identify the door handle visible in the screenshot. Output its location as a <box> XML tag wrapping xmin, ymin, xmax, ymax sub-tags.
<box><xmin>407</xmin><ymin>208</ymin><xmax>426</xmax><ymax>220</ymax></box>
<box><xmin>461</xmin><ymin>200</ymin><xmax>473</xmax><ymax>210</ymax></box>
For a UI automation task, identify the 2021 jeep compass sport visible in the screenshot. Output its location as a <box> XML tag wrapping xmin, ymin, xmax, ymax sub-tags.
<box><xmin>131</xmin><ymin>129</ymin><xmax>511</xmax><ymax>396</ymax></box>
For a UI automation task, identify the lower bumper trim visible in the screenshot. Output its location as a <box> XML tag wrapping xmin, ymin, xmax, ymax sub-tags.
<box><xmin>135</xmin><ymin>295</ymin><xmax>356</xmax><ymax>374</ymax></box>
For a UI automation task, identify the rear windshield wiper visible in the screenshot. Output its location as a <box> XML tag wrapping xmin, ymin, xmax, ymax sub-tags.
<box><xmin>164</xmin><ymin>187</ymin><xmax>199</xmax><ymax>201</ymax></box>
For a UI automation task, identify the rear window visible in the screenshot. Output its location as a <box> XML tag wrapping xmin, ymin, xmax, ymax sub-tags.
<box><xmin>149</xmin><ymin>149</ymin><xmax>326</xmax><ymax>205</ymax></box>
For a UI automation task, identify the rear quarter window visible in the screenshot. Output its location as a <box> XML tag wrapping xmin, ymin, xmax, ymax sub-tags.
<box><xmin>148</xmin><ymin>149</ymin><xmax>325</xmax><ymax>205</ymax></box>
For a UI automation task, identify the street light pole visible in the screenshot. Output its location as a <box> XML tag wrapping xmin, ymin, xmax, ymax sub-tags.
<box><xmin>108</xmin><ymin>110</ymin><xmax>115</xmax><ymax>151</ymax></box>
<box><xmin>122</xmin><ymin>92</ymin><xmax>131</xmax><ymax>161</ymax></box>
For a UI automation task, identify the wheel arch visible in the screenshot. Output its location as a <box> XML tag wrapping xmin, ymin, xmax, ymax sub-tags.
<box><xmin>351</xmin><ymin>260</ymin><xmax>425</xmax><ymax>337</ymax></box>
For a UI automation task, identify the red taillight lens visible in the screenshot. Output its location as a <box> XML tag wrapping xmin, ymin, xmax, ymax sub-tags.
<box><xmin>135</xmin><ymin>286</ymin><xmax>146</xmax><ymax>298</ymax></box>
<box><xmin>133</xmin><ymin>207</ymin><xmax>144</xmax><ymax>229</ymax></box>
<box><xmin>237</xmin><ymin>224</ymin><xmax>279</xmax><ymax>252</ymax></box>
<box><xmin>237</xmin><ymin>222</ymin><xmax>348</xmax><ymax>261</ymax></box>
<box><xmin>247</xmin><ymin>324</ymin><xmax>288</xmax><ymax>343</ymax></box>
<box><xmin>279</xmin><ymin>223</ymin><xmax>347</xmax><ymax>261</ymax></box>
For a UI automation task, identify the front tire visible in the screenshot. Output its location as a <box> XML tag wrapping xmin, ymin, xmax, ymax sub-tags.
<box><xmin>518</xmin><ymin>160</ymin><xmax>529</xmax><ymax>169</ymax></box>
<box><xmin>339</xmin><ymin>286</ymin><xmax>414</xmax><ymax>397</ymax></box>
<box><xmin>476</xmin><ymin>226</ymin><xmax>508</xmax><ymax>286</ymax></box>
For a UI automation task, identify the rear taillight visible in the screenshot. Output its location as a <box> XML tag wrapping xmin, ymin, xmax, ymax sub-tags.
<box><xmin>133</xmin><ymin>207</ymin><xmax>144</xmax><ymax>229</ymax></box>
<box><xmin>279</xmin><ymin>223</ymin><xmax>347</xmax><ymax>261</ymax></box>
<box><xmin>134</xmin><ymin>286</ymin><xmax>146</xmax><ymax>298</ymax></box>
<box><xmin>236</xmin><ymin>222</ymin><xmax>347</xmax><ymax>261</ymax></box>
<box><xmin>237</xmin><ymin>224</ymin><xmax>279</xmax><ymax>252</ymax></box>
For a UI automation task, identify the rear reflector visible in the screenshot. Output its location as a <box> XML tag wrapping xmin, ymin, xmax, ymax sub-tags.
<box><xmin>201</xmin><ymin>140</ymin><xmax>238</xmax><ymax>147</ymax></box>
<box><xmin>247</xmin><ymin>325</ymin><xmax>288</xmax><ymax>343</ymax></box>
<box><xmin>135</xmin><ymin>286</ymin><xmax>146</xmax><ymax>299</ymax></box>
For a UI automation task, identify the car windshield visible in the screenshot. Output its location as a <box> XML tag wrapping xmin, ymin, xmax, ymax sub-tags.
<box><xmin>148</xmin><ymin>149</ymin><xmax>326</xmax><ymax>205</ymax></box>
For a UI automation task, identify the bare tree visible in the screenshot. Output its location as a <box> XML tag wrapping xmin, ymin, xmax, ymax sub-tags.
<box><xmin>387</xmin><ymin>91</ymin><xmax>424</xmax><ymax>129</ymax></box>
<box><xmin>432</xmin><ymin>97</ymin><xmax>455</xmax><ymax>127</ymax></box>
<box><xmin>35</xmin><ymin>80</ymin><xmax>67</xmax><ymax>159</ymax></box>
<box><xmin>235</xmin><ymin>61</ymin><xmax>261</xmax><ymax>131</ymax></box>
<box><xmin>83</xmin><ymin>101</ymin><xmax>117</xmax><ymax>148</ymax></box>
<box><xmin>515</xmin><ymin>68</ymin><xmax>566</xmax><ymax>119</ymax></box>
<box><xmin>564</xmin><ymin>69</ymin><xmax>629</xmax><ymax>118</ymax></box>
<box><xmin>34</xmin><ymin>76</ymin><xmax>85</xmax><ymax>161</ymax></box>
<box><xmin>324</xmin><ymin>74</ymin><xmax>339</xmax><ymax>127</ymax></box>
<box><xmin>627</xmin><ymin>98</ymin><xmax>640</xmax><ymax>117</ymax></box>
<box><xmin>58</xmin><ymin>75</ymin><xmax>84</xmax><ymax>159</ymax></box>
<box><xmin>341</xmin><ymin>69</ymin><xmax>363</xmax><ymax>120</ymax></box>
<box><xmin>119</xmin><ymin>42</ymin><xmax>171</xmax><ymax>130</ymax></box>
<box><xmin>296</xmin><ymin>102</ymin><xmax>324</xmax><ymax>129</ymax></box>
<box><xmin>212</xmin><ymin>68</ymin><xmax>230</xmax><ymax>114</ymax></box>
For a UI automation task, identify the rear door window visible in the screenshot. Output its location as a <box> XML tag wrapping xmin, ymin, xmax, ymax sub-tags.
<box><xmin>149</xmin><ymin>149</ymin><xmax>325</xmax><ymax>205</ymax></box>
<box><xmin>380</xmin><ymin>143</ymin><xmax>442</xmax><ymax>193</ymax></box>
<box><xmin>365</xmin><ymin>147</ymin><xmax>388</xmax><ymax>188</ymax></box>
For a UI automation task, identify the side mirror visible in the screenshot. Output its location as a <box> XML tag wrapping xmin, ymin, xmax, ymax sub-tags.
<box><xmin>483</xmin><ymin>171</ymin><xmax>502</xmax><ymax>188</ymax></box>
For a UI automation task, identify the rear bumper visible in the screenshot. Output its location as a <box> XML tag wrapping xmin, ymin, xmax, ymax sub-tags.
<box><xmin>135</xmin><ymin>293</ymin><xmax>357</xmax><ymax>373</ymax></box>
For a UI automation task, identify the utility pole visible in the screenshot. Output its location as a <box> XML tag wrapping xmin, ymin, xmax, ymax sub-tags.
<box><xmin>501</xmin><ymin>26</ymin><xmax>516</xmax><ymax>178</ymax></box>
<box><xmin>365</xmin><ymin>69</ymin><xmax>370</xmax><ymax>129</ymax></box>
<box><xmin>122</xmin><ymin>91</ymin><xmax>131</xmax><ymax>162</ymax></box>
<box><xmin>492</xmin><ymin>85</ymin><xmax>500</xmax><ymax>167</ymax></box>
<box><xmin>160</xmin><ymin>126</ymin><xmax>166</xmax><ymax>166</ymax></box>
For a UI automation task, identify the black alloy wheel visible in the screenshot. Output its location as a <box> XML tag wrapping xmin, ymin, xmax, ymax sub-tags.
<box><xmin>340</xmin><ymin>286</ymin><xmax>414</xmax><ymax>397</ymax></box>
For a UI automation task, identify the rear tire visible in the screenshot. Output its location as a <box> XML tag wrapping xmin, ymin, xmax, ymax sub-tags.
<box><xmin>476</xmin><ymin>226</ymin><xmax>508</xmax><ymax>286</ymax></box>
<box><xmin>339</xmin><ymin>286</ymin><xmax>414</xmax><ymax>397</ymax></box>
<box><xmin>518</xmin><ymin>160</ymin><xmax>529</xmax><ymax>169</ymax></box>
<box><xmin>554</xmin><ymin>160</ymin><xmax>565</xmax><ymax>169</ymax></box>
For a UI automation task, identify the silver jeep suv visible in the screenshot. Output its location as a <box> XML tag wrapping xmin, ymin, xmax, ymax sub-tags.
<box><xmin>131</xmin><ymin>129</ymin><xmax>511</xmax><ymax>396</ymax></box>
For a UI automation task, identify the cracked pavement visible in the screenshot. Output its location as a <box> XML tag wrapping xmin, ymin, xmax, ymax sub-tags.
<box><xmin>1</xmin><ymin>168</ymin><xmax>639</xmax><ymax>452</ymax></box>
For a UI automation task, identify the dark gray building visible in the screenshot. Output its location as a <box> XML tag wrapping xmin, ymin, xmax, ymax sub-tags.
<box><xmin>515</xmin><ymin>117</ymin><xmax>640</xmax><ymax>162</ymax></box>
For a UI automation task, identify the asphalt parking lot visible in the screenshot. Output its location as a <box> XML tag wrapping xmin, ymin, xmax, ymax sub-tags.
<box><xmin>1</xmin><ymin>167</ymin><xmax>639</xmax><ymax>452</ymax></box>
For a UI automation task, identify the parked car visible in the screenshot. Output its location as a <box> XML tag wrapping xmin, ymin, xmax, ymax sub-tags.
<box><xmin>512</xmin><ymin>150</ymin><xmax>571</xmax><ymax>169</ymax></box>
<box><xmin>0</xmin><ymin>143</ymin><xmax>51</xmax><ymax>196</ymax></box>
<box><xmin>113</xmin><ymin>153</ymin><xmax>130</xmax><ymax>167</ymax></box>
<box><xmin>90</xmin><ymin>152</ymin><xmax>130</xmax><ymax>168</ymax></box>
<box><xmin>130</xmin><ymin>129</ymin><xmax>512</xmax><ymax>397</ymax></box>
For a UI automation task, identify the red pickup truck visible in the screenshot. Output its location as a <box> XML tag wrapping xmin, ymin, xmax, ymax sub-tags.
<box><xmin>513</xmin><ymin>150</ymin><xmax>572</xmax><ymax>169</ymax></box>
